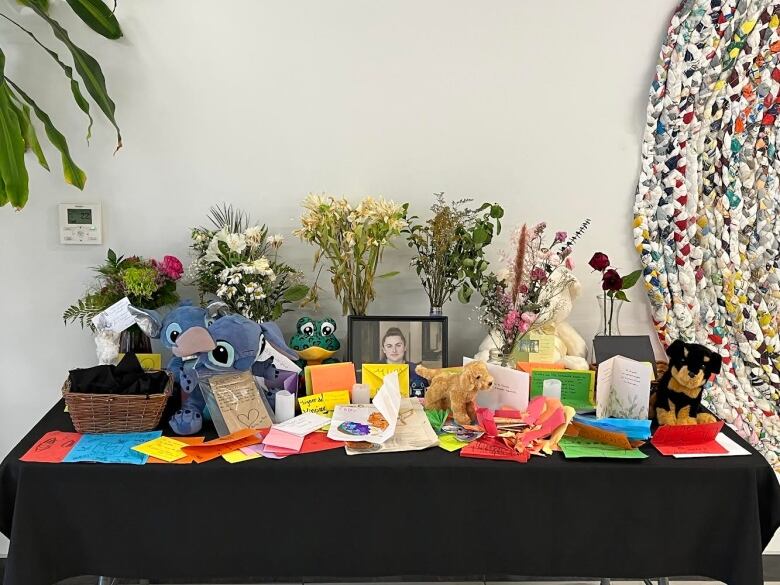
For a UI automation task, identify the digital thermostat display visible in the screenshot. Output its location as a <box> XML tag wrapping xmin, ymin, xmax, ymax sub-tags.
<box><xmin>67</xmin><ymin>208</ymin><xmax>92</xmax><ymax>225</ymax></box>
<box><xmin>59</xmin><ymin>203</ymin><xmax>102</xmax><ymax>245</ymax></box>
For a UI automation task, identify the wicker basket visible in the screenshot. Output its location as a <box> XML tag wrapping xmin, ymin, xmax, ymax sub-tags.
<box><xmin>62</xmin><ymin>371</ymin><xmax>174</xmax><ymax>433</ymax></box>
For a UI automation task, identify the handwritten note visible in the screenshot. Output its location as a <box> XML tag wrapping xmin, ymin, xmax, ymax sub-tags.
<box><xmin>559</xmin><ymin>435</ymin><xmax>647</xmax><ymax>459</ymax></box>
<box><xmin>568</xmin><ymin>420</ymin><xmax>633</xmax><ymax>450</ymax></box>
<box><xmin>298</xmin><ymin>390</ymin><xmax>350</xmax><ymax>415</ymax></box>
<box><xmin>530</xmin><ymin>369</ymin><xmax>594</xmax><ymax>410</ymax></box>
<box><xmin>132</xmin><ymin>436</ymin><xmax>189</xmax><ymax>462</ymax></box>
<box><xmin>460</xmin><ymin>437</ymin><xmax>529</xmax><ymax>463</ymax></box>
<box><xmin>651</xmin><ymin>421</ymin><xmax>726</xmax><ymax>455</ymax></box>
<box><xmin>63</xmin><ymin>431</ymin><xmax>162</xmax><ymax>464</ymax></box>
<box><xmin>91</xmin><ymin>296</ymin><xmax>135</xmax><ymax>332</ymax></box>
<box><xmin>181</xmin><ymin>429</ymin><xmax>263</xmax><ymax>463</ymax></box>
<box><xmin>148</xmin><ymin>436</ymin><xmax>204</xmax><ymax>464</ymax></box>
<box><xmin>20</xmin><ymin>431</ymin><xmax>82</xmax><ymax>463</ymax></box>
<box><xmin>208</xmin><ymin>371</ymin><xmax>273</xmax><ymax>433</ymax></box>
<box><xmin>273</xmin><ymin>412</ymin><xmax>331</xmax><ymax>437</ymax></box>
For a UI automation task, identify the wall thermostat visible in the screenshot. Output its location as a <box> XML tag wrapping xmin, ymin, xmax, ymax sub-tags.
<box><xmin>59</xmin><ymin>203</ymin><xmax>102</xmax><ymax>245</ymax></box>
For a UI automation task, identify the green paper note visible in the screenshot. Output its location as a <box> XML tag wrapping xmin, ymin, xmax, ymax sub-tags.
<box><xmin>559</xmin><ymin>436</ymin><xmax>647</xmax><ymax>459</ymax></box>
<box><xmin>425</xmin><ymin>409</ymin><xmax>448</xmax><ymax>432</ymax></box>
<box><xmin>530</xmin><ymin>369</ymin><xmax>595</xmax><ymax>410</ymax></box>
<box><xmin>438</xmin><ymin>434</ymin><xmax>468</xmax><ymax>452</ymax></box>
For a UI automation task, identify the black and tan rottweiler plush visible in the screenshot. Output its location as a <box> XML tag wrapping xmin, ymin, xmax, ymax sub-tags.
<box><xmin>651</xmin><ymin>339</ymin><xmax>722</xmax><ymax>426</ymax></box>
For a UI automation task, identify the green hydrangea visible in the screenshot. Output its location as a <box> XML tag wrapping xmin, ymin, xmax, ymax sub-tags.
<box><xmin>122</xmin><ymin>266</ymin><xmax>158</xmax><ymax>300</ymax></box>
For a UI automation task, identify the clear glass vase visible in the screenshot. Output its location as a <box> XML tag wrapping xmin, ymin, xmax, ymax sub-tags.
<box><xmin>596</xmin><ymin>294</ymin><xmax>624</xmax><ymax>336</ymax></box>
<box><xmin>488</xmin><ymin>348</ymin><xmax>509</xmax><ymax>367</ymax></box>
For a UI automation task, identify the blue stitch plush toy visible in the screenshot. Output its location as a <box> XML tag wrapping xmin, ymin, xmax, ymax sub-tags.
<box><xmin>130</xmin><ymin>300</ymin><xmax>228</xmax><ymax>435</ymax></box>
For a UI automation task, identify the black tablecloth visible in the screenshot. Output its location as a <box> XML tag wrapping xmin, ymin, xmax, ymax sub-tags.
<box><xmin>1</xmin><ymin>401</ymin><xmax>780</xmax><ymax>585</ymax></box>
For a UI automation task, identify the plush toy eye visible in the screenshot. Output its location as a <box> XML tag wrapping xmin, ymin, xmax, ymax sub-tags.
<box><xmin>165</xmin><ymin>323</ymin><xmax>183</xmax><ymax>344</ymax></box>
<box><xmin>321</xmin><ymin>322</ymin><xmax>334</xmax><ymax>336</ymax></box>
<box><xmin>208</xmin><ymin>341</ymin><xmax>235</xmax><ymax>367</ymax></box>
<box><xmin>300</xmin><ymin>321</ymin><xmax>315</xmax><ymax>336</ymax></box>
<box><xmin>476</xmin><ymin>375</ymin><xmax>481</xmax><ymax>379</ymax></box>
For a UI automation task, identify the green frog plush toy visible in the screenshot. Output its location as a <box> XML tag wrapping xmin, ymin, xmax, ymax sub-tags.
<box><xmin>289</xmin><ymin>317</ymin><xmax>341</xmax><ymax>367</ymax></box>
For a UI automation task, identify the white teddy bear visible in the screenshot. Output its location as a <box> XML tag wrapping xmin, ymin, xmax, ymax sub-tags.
<box><xmin>475</xmin><ymin>267</ymin><xmax>589</xmax><ymax>370</ymax></box>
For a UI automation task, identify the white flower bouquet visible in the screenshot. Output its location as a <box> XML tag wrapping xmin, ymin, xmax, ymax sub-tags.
<box><xmin>189</xmin><ymin>205</ymin><xmax>308</xmax><ymax>321</ymax></box>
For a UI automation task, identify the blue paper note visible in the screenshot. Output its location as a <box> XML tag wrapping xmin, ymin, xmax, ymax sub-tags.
<box><xmin>573</xmin><ymin>415</ymin><xmax>652</xmax><ymax>441</ymax></box>
<box><xmin>63</xmin><ymin>431</ymin><xmax>162</xmax><ymax>464</ymax></box>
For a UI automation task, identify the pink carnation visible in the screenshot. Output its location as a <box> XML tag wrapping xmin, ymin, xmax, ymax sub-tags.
<box><xmin>565</xmin><ymin>256</ymin><xmax>575</xmax><ymax>270</ymax></box>
<box><xmin>503</xmin><ymin>310</ymin><xmax>520</xmax><ymax>333</ymax></box>
<box><xmin>530</xmin><ymin>266</ymin><xmax>548</xmax><ymax>282</ymax></box>
<box><xmin>157</xmin><ymin>255</ymin><xmax>184</xmax><ymax>280</ymax></box>
<box><xmin>554</xmin><ymin>231</ymin><xmax>567</xmax><ymax>243</ymax></box>
<box><xmin>521</xmin><ymin>312</ymin><xmax>536</xmax><ymax>325</ymax></box>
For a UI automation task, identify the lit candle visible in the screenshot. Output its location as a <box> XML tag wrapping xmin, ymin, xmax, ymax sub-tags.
<box><xmin>351</xmin><ymin>383</ymin><xmax>371</xmax><ymax>404</ymax></box>
<box><xmin>275</xmin><ymin>390</ymin><xmax>295</xmax><ymax>422</ymax></box>
<box><xmin>542</xmin><ymin>378</ymin><xmax>562</xmax><ymax>400</ymax></box>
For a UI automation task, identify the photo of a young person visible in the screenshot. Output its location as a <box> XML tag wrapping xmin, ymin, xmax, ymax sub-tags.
<box><xmin>379</xmin><ymin>327</ymin><xmax>429</xmax><ymax>397</ymax></box>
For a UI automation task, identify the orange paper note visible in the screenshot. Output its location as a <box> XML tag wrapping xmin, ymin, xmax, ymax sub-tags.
<box><xmin>148</xmin><ymin>436</ymin><xmax>205</xmax><ymax>464</ymax></box>
<box><xmin>181</xmin><ymin>429</ymin><xmax>264</xmax><ymax>463</ymax></box>
<box><xmin>309</xmin><ymin>362</ymin><xmax>356</xmax><ymax>394</ymax></box>
<box><xmin>516</xmin><ymin>362</ymin><xmax>564</xmax><ymax>374</ymax></box>
<box><xmin>568</xmin><ymin>421</ymin><xmax>633</xmax><ymax>450</ymax></box>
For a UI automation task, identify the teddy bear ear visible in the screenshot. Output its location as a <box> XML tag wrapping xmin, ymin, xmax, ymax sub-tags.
<box><xmin>666</xmin><ymin>339</ymin><xmax>686</xmax><ymax>361</ymax></box>
<box><xmin>708</xmin><ymin>352</ymin><xmax>722</xmax><ymax>375</ymax></box>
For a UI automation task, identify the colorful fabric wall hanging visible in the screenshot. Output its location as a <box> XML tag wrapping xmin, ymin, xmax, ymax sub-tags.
<box><xmin>634</xmin><ymin>0</ymin><xmax>780</xmax><ymax>464</ymax></box>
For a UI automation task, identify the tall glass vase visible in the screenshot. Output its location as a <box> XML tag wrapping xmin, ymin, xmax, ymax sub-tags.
<box><xmin>597</xmin><ymin>294</ymin><xmax>624</xmax><ymax>336</ymax></box>
<box><xmin>119</xmin><ymin>324</ymin><xmax>152</xmax><ymax>354</ymax></box>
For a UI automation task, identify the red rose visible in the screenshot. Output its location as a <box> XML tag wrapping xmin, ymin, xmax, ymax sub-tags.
<box><xmin>588</xmin><ymin>252</ymin><xmax>610</xmax><ymax>271</ymax></box>
<box><xmin>601</xmin><ymin>269</ymin><xmax>623</xmax><ymax>291</ymax></box>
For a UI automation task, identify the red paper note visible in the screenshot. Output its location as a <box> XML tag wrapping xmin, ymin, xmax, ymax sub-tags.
<box><xmin>460</xmin><ymin>437</ymin><xmax>529</xmax><ymax>463</ymax></box>
<box><xmin>300</xmin><ymin>432</ymin><xmax>344</xmax><ymax>454</ymax></box>
<box><xmin>651</xmin><ymin>421</ymin><xmax>727</xmax><ymax>455</ymax></box>
<box><xmin>20</xmin><ymin>431</ymin><xmax>82</xmax><ymax>463</ymax></box>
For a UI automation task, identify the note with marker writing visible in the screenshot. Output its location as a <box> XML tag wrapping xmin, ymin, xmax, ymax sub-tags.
<box><xmin>21</xmin><ymin>431</ymin><xmax>82</xmax><ymax>463</ymax></box>
<box><xmin>298</xmin><ymin>390</ymin><xmax>350</xmax><ymax>415</ymax></box>
<box><xmin>63</xmin><ymin>431</ymin><xmax>162</xmax><ymax>464</ymax></box>
<box><xmin>91</xmin><ymin>296</ymin><xmax>135</xmax><ymax>332</ymax></box>
<box><xmin>148</xmin><ymin>436</ymin><xmax>204</xmax><ymax>464</ymax></box>
<box><xmin>362</xmin><ymin>363</ymin><xmax>410</xmax><ymax>397</ymax></box>
<box><xmin>181</xmin><ymin>429</ymin><xmax>263</xmax><ymax>463</ymax></box>
<box><xmin>559</xmin><ymin>436</ymin><xmax>647</xmax><ymax>459</ymax></box>
<box><xmin>460</xmin><ymin>437</ymin><xmax>529</xmax><ymax>462</ymax></box>
<box><xmin>132</xmin><ymin>436</ymin><xmax>189</xmax><ymax>462</ymax></box>
<box><xmin>651</xmin><ymin>421</ymin><xmax>727</xmax><ymax>455</ymax></box>
<box><xmin>273</xmin><ymin>412</ymin><xmax>330</xmax><ymax>437</ymax></box>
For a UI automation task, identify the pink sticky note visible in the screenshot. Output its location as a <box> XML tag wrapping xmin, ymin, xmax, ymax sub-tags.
<box><xmin>523</xmin><ymin>396</ymin><xmax>547</xmax><ymax>425</ymax></box>
<box><xmin>263</xmin><ymin>428</ymin><xmax>304</xmax><ymax>452</ymax></box>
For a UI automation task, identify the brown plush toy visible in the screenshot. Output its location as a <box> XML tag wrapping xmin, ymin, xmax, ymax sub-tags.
<box><xmin>651</xmin><ymin>339</ymin><xmax>722</xmax><ymax>426</ymax></box>
<box><xmin>417</xmin><ymin>361</ymin><xmax>494</xmax><ymax>425</ymax></box>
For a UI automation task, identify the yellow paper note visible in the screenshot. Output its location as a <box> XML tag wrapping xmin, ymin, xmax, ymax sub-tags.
<box><xmin>298</xmin><ymin>390</ymin><xmax>350</xmax><ymax>415</ymax></box>
<box><xmin>362</xmin><ymin>363</ymin><xmax>410</xmax><ymax>397</ymax></box>
<box><xmin>438</xmin><ymin>434</ymin><xmax>469</xmax><ymax>452</ymax></box>
<box><xmin>222</xmin><ymin>449</ymin><xmax>261</xmax><ymax>463</ymax></box>
<box><xmin>132</xmin><ymin>436</ymin><xmax>188</xmax><ymax>463</ymax></box>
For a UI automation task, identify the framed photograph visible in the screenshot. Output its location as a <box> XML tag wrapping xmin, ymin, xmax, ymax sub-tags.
<box><xmin>348</xmin><ymin>315</ymin><xmax>448</xmax><ymax>398</ymax></box>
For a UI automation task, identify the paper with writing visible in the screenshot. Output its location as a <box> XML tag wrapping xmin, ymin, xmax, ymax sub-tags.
<box><xmin>344</xmin><ymin>399</ymin><xmax>439</xmax><ymax>455</ymax></box>
<box><xmin>568</xmin><ymin>420</ymin><xmax>633</xmax><ymax>450</ymax></box>
<box><xmin>20</xmin><ymin>431</ymin><xmax>82</xmax><ymax>463</ymax></box>
<box><xmin>464</xmin><ymin>357</ymin><xmax>529</xmax><ymax>411</ymax></box>
<box><xmin>298</xmin><ymin>390</ymin><xmax>350</xmax><ymax>415</ymax></box>
<box><xmin>131</xmin><ymin>436</ymin><xmax>189</xmax><ymax>462</ymax></box>
<box><xmin>91</xmin><ymin>296</ymin><xmax>135</xmax><ymax>332</ymax></box>
<box><xmin>559</xmin><ymin>435</ymin><xmax>648</xmax><ymax>459</ymax></box>
<box><xmin>530</xmin><ymin>369</ymin><xmax>594</xmax><ymax>410</ymax></box>
<box><xmin>651</xmin><ymin>421</ymin><xmax>726</xmax><ymax>455</ymax></box>
<box><xmin>181</xmin><ymin>429</ymin><xmax>262</xmax><ymax>463</ymax></box>
<box><xmin>273</xmin><ymin>412</ymin><xmax>330</xmax><ymax>437</ymax></box>
<box><xmin>673</xmin><ymin>432</ymin><xmax>750</xmax><ymax>458</ymax></box>
<box><xmin>207</xmin><ymin>371</ymin><xmax>273</xmax><ymax>434</ymax></box>
<box><xmin>328</xmin><ymin>371</ymin><xmax>401</xmax><ymax>444</ymax></box>
<box><xmin>596</xmin><ymin>356</ymin><xmax>652</xmax><ymax>419</ymax></box>
<box><xmin>460</xmin><ymin>437</ymin><xmax>529</xmax><ymax>462</ymax></box>
<box><xmin>63</xmin><ymin>431</ymin><xmax>161</xmax><ymax>464</ymax></box>
<box><xmin>148</xmin><ymin>436</ymin><xmax>204</xmax><ymax>464</ymax></box>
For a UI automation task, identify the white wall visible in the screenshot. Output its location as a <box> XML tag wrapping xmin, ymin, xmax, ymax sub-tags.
<box><xmin>0</xmin><ymin>0</ymin><xmax>681</xmax><ymax>554</ymax></box>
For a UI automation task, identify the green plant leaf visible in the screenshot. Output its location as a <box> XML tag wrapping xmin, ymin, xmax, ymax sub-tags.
<box><xmin>66</xmin><ymin>0</ymin><xmax>122</xmax><ymax>39</ymax></box>
<box><xmin>620</xmin><ymin>269</ymin><xmax>642</xmax><ymax>290</ymax></box>
<box><xmin>25</xmin><ymin>3</ymin><xmax>122</xmax><ymax>151</ymax></box>
<box><xmin>473</xmin><ymin>227</ymin><xmax>488</xmax><ymax>245</ymax></box>
<box><xmin>6</xmin><ymin>78</ymin><xmax>87</xmax><ymax>189</ymax></box>
<box><xmin>7</xmin><ymin>95</ymin><xmax>49</xmax><ymax>170</ymax></box>
<box><xmin>282</xmin><ymin>284</ymin><xmax>308</xmax><ymax>302</ymax></box>
<box><xmin>0</xmin><ymin>13</ymin><xmax>94</xmax><ymax>141</ymax></box>
<box><xmin>0</xmin><ymin>175</ymin><xmax>7</xmax><ymax>207</ymax></box>
<box><xmin>458</xmin><ymin>284</ymin><xmax>472</xmax><ymax>304</ymax></box>
<box><xmin>614</xmin><ymin>290</ymin><xmax>630</xmax><ymax>302</ymax></box>
<box><xmin>377</xmin><ymin>271</ymin><xmax>400</xmax><ymax>278</ymax></box>
<box><xmin>0</xmin><ymin>54</ymin><xmax>29</xmax><ymax>209</ymax></box>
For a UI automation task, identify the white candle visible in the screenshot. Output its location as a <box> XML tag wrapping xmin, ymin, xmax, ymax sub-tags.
<box><xmin>352</xmin><ymin>383</ymin><xmax>371</xmax><ymax>404</ymax></box>
<box><xmin>275</xmin><ymin>390</ymin><xmax>295</xmax><ymax>422</ymax></box>
<box><xmin>542</xmin><ymin>378</ymin><xmax>562</xmax><ymax>400</ymax></box>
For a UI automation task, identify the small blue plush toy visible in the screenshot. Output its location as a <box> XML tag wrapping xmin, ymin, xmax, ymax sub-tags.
<box><xmin>130</xmin><ymin>300</ymin><xmax>228</xmax><ymax>435</ymax></box>
<box><xmin>187</xmin><ymin>315</ymin><xmax>299</xmax><ymax>410</ymax></box>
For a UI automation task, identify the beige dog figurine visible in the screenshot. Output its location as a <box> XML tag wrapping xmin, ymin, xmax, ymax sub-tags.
<box><xmin>417</xmin><ymin>361</ymin><xmax>494</xmax><ymax>425</ymax></box>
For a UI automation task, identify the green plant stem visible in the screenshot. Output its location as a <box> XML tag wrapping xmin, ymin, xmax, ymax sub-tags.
<box><xmin>608</xmin><ymin>293</ymin><xmax>615</xmax><ymax>336</ymax></box>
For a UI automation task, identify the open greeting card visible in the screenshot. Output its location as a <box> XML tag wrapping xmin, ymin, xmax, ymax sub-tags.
<box><xmin>596</xmin><ymin>355</ymin><xmax>652</xmax><ymax>419</ymax></box>
<box><xmin>327</xmin><ymin>370</ymin><xmax>401</xmax><ymax>444</ymax></box>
